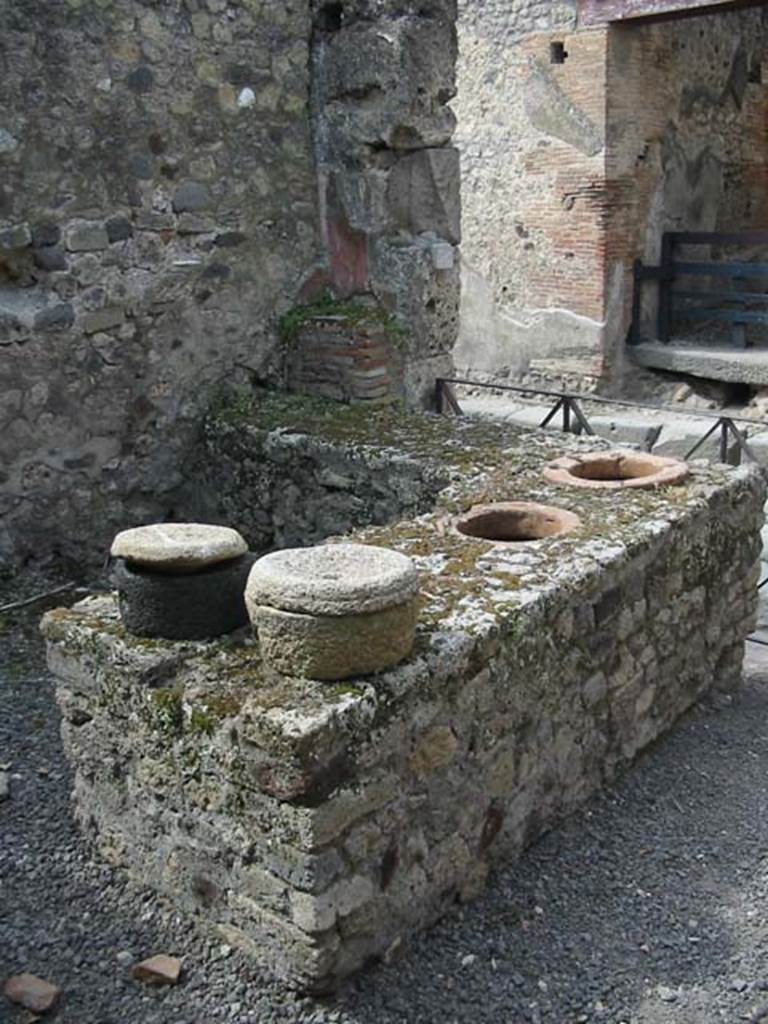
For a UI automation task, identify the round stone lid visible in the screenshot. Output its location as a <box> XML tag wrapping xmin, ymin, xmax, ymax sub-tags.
<box><xmin>111</xmin><ymin>523</ymin><xmax>248</xmax><ymax>573</ymax></box>
<box><xmin>246</xmin><ymin>543</ymin><xmax>419</xmax><ymax>616</ymax></box>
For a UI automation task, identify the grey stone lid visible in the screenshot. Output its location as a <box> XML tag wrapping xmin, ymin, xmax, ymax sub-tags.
<box><xmin>111</xmin><ymin>523</ymin><xmax>248</xmax><ymax>573</ymax></box>
<box><xmin>246</xmin><ymin>543</ymin><xmax>419</xmax><ymax>616</ymax></box>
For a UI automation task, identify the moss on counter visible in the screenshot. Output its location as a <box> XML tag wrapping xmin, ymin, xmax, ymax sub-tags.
<box><xmin>44</xmin><ymin>387</ymin><xmax>764</xmax><ymax>737</ymax></box>
<box><xmin>208</xmin><ymin>386</ymin><xmax>526</xmax><ymax>478</ymax></box>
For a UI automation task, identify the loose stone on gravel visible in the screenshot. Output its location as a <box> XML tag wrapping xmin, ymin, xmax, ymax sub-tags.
<box><xmin>5</xmin><ymin>569</ymin><xmax>768</xmax><ymax>1022</ymax></box>
<box><xmin>4</xmin><ymin>973</ymin><xmax>60</xmax><ymax>1013</ymax></box>
<box><xmin>131</xmin><ymin>954</ymin><xmax>182</xmax><ymax>985</ymax></box>
<box><xmin>0</xmin><ymin>771</ymin><xmax>9</xmax><ymax>801</ymax></box>
<box><xmin>657</xmin><ymin>985</ymin><xmax>678</xmax><ymax>1003</ymax></box>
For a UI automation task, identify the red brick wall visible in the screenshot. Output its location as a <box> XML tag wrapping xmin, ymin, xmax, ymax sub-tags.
<box><xmin>286</xmin><ymin>321</ymin><xmax>399</xmax><ymax>405</ymax></box>
<box><xmin>517</xmin><ymin>30</ymin><xmax>609</xmax><ymax>325</ymax></box>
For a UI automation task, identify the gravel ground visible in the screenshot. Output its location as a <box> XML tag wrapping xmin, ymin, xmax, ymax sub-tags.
<box><xmin>2</xmin><ymin>571</ymin><xmax>768</xmax><ymax>1024</ymax></box>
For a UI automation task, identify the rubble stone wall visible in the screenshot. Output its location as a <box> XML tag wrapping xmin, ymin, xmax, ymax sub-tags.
<box><xmin>0</xmin><ymin>0</ymin><xmax>320</xmax><ymax>569</ymax></box>
<box><xmin>190</xmin><ymin>393</ymin><xmax>452</xmax><ymax>552</ymax></box>
<box><xmin>42</xmin><ymin>395</ymin><xmax>765</xmax><ymax>990</ymax></box>
<box><xmin>309</xmin><ymin>0</ymin><xmax>461</xmax><ymax>409</ymax></box>
<box><xmin>0</xmin><ymin>0</ymin><xmax>461</xmax><ymax>569</ymax></box>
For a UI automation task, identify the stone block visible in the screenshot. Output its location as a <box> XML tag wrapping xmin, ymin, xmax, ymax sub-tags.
<box><xmin>66</xmin><ymin>222</ymin><xmax>109</xmax><ymax>252</ymax></box>
<box><xmin>252</xmin><ymin>599</ymin><xmax>418</xmax><ymax>680</ymax></box>
<box><xmin>33</xmin><ymin>247</ymin><xmax>67</xmax><ymax>272</ymax></box>
<box><xmin>125</xmin><ymin>65</ymin><xmax>155</xmax><ymax>93</ymax></box>
<box><xmin>178</xmin><ymin>214</ymin><xmax>216</xmax><ymax>234</ymax></box>
<box><xmin>111</xmin><ymin>553</ymin><xmax>256</xmax><ymax>641</ymax></box>
<box><xmin>4</xmin><ymin>974</ymin><xmax>60</xmax><ymax>1013</ymax></box>
<box><xmin>173</xmin><ymin>181</ymin><xmax>213</xmax><ymax>213</ymax></box>
<box><xmin>106</xmin><ymin>216</ymin><xmax>134</xmax><ymax>243</ymax></box>
<box><xmin>31</xmin><ymin>223</ymin><xmax>61</xmax><ymax>247</ymax></box>
<box><xmin>81</xmin><ymin>306</ymin><xmax>125</xmax><ymax>334</ymax></box>
<box><xmin>409</xmin><ymin>725</ymin><xmax>458</xmax><ymax>778</ymax></box>
<box><xmin>318</xmin><ymin>17</ymin><xmax>457</xmax><ymax>152</ymax></box>
<box><xmin>387</xmin><ymin>148</ymin><xmax>460</xmax><ymax>243</ymax></box>
<box><xmin>0</xmin><ymin>223</ymin><xmax>31</xmax><ymax>250</ymax></box>
<box><xmin>34</xmin><ymin>303</ymin><xmax>75</xmax><ymax>332</ymax></box>
<box><xmin>0</xmin><ymin>128</ymin><xmax>18</xmax><ymax>154</ymax></box>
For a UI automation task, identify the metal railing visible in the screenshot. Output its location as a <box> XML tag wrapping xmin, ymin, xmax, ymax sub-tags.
<box><xmin>631</xmin><ymin>229</ymin><xmax>768</xmax><ymax>347</ymax></box>
<box><xmin>435</xmin><ymin>376</ymin><xmax>762</xmax><ymax>465</ymax></box>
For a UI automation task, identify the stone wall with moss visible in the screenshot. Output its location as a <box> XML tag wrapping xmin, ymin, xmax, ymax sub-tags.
<box><xmin>190</xmin><ymin>390</ymin><xmax>461</xmax><ymax>551</ymax></box>
<box><xmin>42</xmin><ymin>396</ymin><xmax>765</xmax><ymax>989</ymax></box>
<box><xmin>0</xmin><ymin>0</ymin><xmax>461</xmax><ymax>570</ymax></box>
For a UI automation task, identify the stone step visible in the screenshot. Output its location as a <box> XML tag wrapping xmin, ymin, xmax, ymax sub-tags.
<box><xmin>459</xmin><ymin>394</ymin><xmax>768</xmax><ymax>466</ymax></box>
<box><xmin>459</xmin><ymin>395</ymin><xmax>662</xmax><ymax>449</ymax></box>
<box><xmin>631</xmin><ymin>341</ymin><xmax>768</xmax><ymax>387</ymax></box>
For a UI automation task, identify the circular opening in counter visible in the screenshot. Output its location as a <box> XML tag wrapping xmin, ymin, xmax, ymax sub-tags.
<box><xmin>544</xmin><ymin>451</ymin><xmax>688</xmax><ymax>490</ymax></box>
<box><xmin>455</xmin><ymin>501</ymin><xmax>581</xmax><ymax>543</ymax></box>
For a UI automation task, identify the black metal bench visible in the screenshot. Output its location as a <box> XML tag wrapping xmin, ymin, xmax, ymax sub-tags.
<box><xmin>631</xmin><ymin>230</ymin><xmax>768</xmax><ymax>347</ymax></box>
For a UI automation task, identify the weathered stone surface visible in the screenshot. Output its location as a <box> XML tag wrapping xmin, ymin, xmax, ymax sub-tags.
<box><xmin>409</xmin><ymin>726</ymin><xmax>458</xmax><ymax>779</ymax></box>
<box><xmin>0</xmin><ymin>223</ymin><xmax>31</xmax><ymax>250</ymax></box>
<box><xmin>31</xmin><ymin>223</ymin><xmax>60</xmax><ymax>248</ymax></box>
<box><xmin>1</xmin><ymin>0</ymin><xmax>461</xmax><ymax>570</ymax></box>
<box><xmin>33</xmin><ymin>247</ymin><xmax>67</xmax><ymax>272</ymax></box>
<box><xmin>65</xmin><ymin>222</ymin><xmax>109</xmax><ymax>252</ymax></box>
<box><xmin>3</xmin><ymin>973</ymin><xmax>60</xmax><ymax>1013</ymax></box>
<box><xmin>106</xmin><ymin>216</ymin><xmax>133</xmax><ymax>243</ymax></box>
<box><xmin>42</xmin><ymin>408</ymin><xmax>765</xmax><ymax>991</ymax></box>
<box><xmin>0</xmin><ymin>128</ymin><xmax>18</xmax><ymax>154</ymax></box>
<box><xmin>0</xmin><ymin>2</ymin><xmax>319</xmax><ymax>569</ymax></box>
<box><xmin>246</xmin><ymin>544</ymin><xmax>419</xmax><ymax>615</ymax></box>
<box><xmin>111</xmin><ymin>523</ymin><xmax>247</xmax><ymax>572</ymax></box>
<box><xmin>33</xmin><ymin>303</ymin><xmax>75</xmax><ymax>333</ymax></box>
<box><xmin>80</xmin><ymin>307</ymin><xmax>125</xmax><ymax>335</ymax></box>
<box><xmin>253</xmin><ymin>597</ymin><xmax>419</xmax><ymax>680</ymax></box>
<box><xmin>131</xmin><ymin>955</ymin><xmax>182</xmax><ymax>985</ymax></box>
<box><xmin>310</xmin><ymin>2</ymin><xmax>461</xmax><ymax>409</ymax></box>
<box><xmin>187</xmin><ymin>391</ymin><xmax>533</xmax><ymax>553</ymax></box>
<box><xmin>172</xmin><ymin>182</ymin><xmax>212</xmax><ymax>214</ymax></box>
<box><xmin>387</xmin><ymin>149</ymin><xmax>461</xmax><ymax>244</ymax></box>
<box><xmin>0</xmin><ymin>287</ymin><xmax>48</xmax><ymax>330</ymax></box>
<box><xmin>125</xmin><ymin>65</ymin><xmax>155</xmax><ymax>93</ymax></box>
<box><xmin>113</xmin><ymin>553</ymin><xmax>256</xmax><ymax>641</ymax></box>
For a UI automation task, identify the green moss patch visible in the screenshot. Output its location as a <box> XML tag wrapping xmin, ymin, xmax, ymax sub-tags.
<box><xmin>277</xmin><ymin>290</ymin><xmax>405</xmax><ymax>346</ymax></box>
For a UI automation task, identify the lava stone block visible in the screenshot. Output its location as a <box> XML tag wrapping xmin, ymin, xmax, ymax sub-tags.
<box><xmin>112</xmin><ymin>553</ymin><xmax>257</xmax><ymax>640</ymax></box>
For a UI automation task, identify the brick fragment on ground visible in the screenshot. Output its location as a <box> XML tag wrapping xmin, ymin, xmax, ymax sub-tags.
<box><xmin>130</xmin><ymin>954</ymin><xmax>182</xmax><ymax>985</ymax></box>
<box><xmin>3</xmin><ymin>973</ymin><xmax>60</xmax><ymax>1013</ymax></box>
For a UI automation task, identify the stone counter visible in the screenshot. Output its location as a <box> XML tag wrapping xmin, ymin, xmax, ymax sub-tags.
<box><xmin>43</xmin><ymin>396</ymin><xmax>765</xmax><ymax>990</ymax></box>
